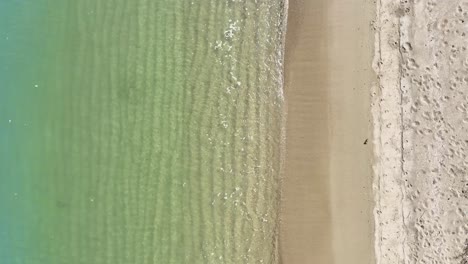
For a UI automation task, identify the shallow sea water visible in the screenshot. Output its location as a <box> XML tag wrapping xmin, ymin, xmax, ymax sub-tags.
<box><xmin>0</xmin><ymin>0</ymin><xmax>287</xmax><ymax>263</ymax></box>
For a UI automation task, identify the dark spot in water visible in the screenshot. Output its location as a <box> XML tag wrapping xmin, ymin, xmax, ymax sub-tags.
<box><xmin>56</xmin><ymin>200</ymin><xmax>69</xmax><ymax>209</ymax></box>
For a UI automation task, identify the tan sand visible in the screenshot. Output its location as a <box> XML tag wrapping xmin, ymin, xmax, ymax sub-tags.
<box><xmin>280</xmin><ymin>0</ymin><xmax>375</xmax><ymax>263</ymax></box>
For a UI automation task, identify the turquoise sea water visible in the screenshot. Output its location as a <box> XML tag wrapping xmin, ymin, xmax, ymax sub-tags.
<box><xmin>0</xmin><ymin>1</ymin><xmax>287</xmax><ymax>263</ymax></box>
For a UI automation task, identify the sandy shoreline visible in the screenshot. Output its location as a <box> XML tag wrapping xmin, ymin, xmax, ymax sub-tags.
<box><xmin>280</xmin><ymin>0</ymin><xmax>375</xmax><ymax>263</ymax></box>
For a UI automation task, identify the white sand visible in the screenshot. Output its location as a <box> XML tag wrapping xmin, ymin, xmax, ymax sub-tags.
<box><xmin>372</xmin><ymin>0</ymin><xmax>468</xmax><ymax>263</ymax></box>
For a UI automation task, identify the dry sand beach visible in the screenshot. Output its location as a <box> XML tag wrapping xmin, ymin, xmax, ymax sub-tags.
<box><xmin>280</xmin><ymin>0</ymin><xmax>375</xmax><ymax>263</ymax></box>
<box><xmin>373</xmin><ymin>0</ymin><xmax>468</xmax><ymax>263</ymax></box>
<box><xmin>281</xmin><ymin>0</ymin><xmax>468</xmax><ymax>263</ymax></box>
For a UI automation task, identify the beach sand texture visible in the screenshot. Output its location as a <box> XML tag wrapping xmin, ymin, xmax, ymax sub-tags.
<box><xmin>280</xmin><ymin>0</ymin><xmax>375</xmax><ymax>263</ymax></box>
<box><xmin>373</xmin><ymin>0</ymin><xmax>468</xmax><ymax>263</ymax></box>
<box><xmin>282</xmin><ymin>0</ymin><xmax>468</xmax><ymax>264</ymax></box>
